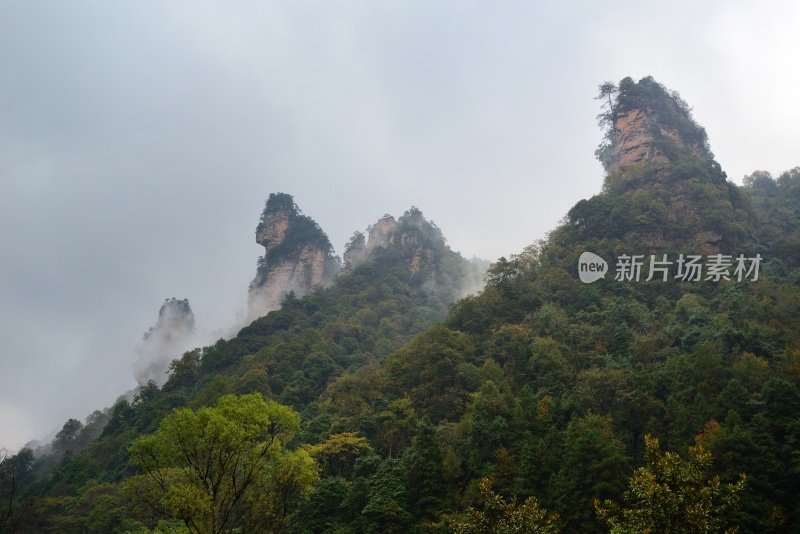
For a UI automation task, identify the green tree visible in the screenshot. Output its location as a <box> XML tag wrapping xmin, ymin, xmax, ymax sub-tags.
<box><xmin>1</xmin><ymin>448</ymin><xmax>34</xmax><ymax>531</ymax></box>
<box><xmin>307</xmin><ymin>432</ymin><xmax>373</xmax><ymax>477</ymax></box>
<box><xmin>127</xmin><ymin>394</ymin><xmax>317</xmax><ymax>534</ymax></box>
<box><xmin>385</xmin><ymin>325</ymin><xmax>477</xmax><ymax>421</ymax></box>
<box><xmin>553</xmin><ymin>414</ymin><xmax>629</xmax><ymax>533</ymax></box>
<box><xmin>54</xmin><ymin>418</ymin><xmax>84</xmax><ymax>453</ymax></box>
<box><xmin>374</xmin><ymin>397</ymin><xmax>416</xmax><ymax>458</ymax></box>
<box><xmin>446</xmin><ymin>478</ymin><xmax>560</xmax><ymax>534</ymax></box>
<box><xmin>407</xmin><ymin>418</ymin><xmax>447</xmax><ymax>521</ymax></box>
<box><xmin>164</xmin><ymin>350</ymin><xmax>201</xmax><ymax>390</ymax></box>
<box><xmin>596</xmin><ymin>81</ymin><xmax>619</xmax><ymax>128</ymax></box>
<box><xmin>596</xmin><ymin>434</ymin><xmax>746</xmax><ymax>533</ymax></box>
<box><xmin>361</xmin><ymin>457</ymin><xmax>413</xmax><ymax>534</ymax></box>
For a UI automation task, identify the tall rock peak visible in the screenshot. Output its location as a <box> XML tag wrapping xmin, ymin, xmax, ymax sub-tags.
<box><xmin>570</xmin><ymin>76</ymin><xmax>747</xmax><ymax>254</ymax></box>
<box><xmin>366</xmin><ymin>215</ymin><xmax>398</xmax><ymax>255</ymax></box>
<box><xmin>348</xmin><ymin>208</ymin><xmax>449</xmax><ymax>274</ymax></box>
<box><xmin>395</xmin><ymin>207</ymin><xmax>446</xmax><ymax>274</ymax></box>
<box><xmin>341</xmin><ymin>206</ymin><xmax>486</xmax><ymax>296</ymax></box>
<box><xmin>255</xmin><ymin>193</ymin><xmax>296</xmax><ymax>255</ymax></box>
<box><xmin>596</xmin><ymin>76</ymin><xmax>714</xmax><ymax>175</ymax></box>
<box><xmin>133</xmin><ymin>298</ymin><xmax>196</xmax><ymax>386</ymax></box>
<box><xmin>248</xmin><ymin>193</ymin><xmax>340</xmax><ymax>320</ymax></box>
<box><xmin>343</xmin><ymin>231</ymin><xmax>367</xmax><ymax>270</ymax></box>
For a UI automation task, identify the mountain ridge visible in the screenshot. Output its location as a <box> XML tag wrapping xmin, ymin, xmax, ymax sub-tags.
<box><xmin>3</xmin><ymin>76</ymin><xmax>800</xmax><ymax>533</ymax></box>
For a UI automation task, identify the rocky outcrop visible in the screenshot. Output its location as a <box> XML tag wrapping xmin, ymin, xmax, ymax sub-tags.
<box><xmin>611</xmin><ymin>109</ymin><xmax>664</xmax><ymax>171</ymax></box>
<box><xmin>343</xmin><ymin>231</ymin><xmax>367</xmax><ymax>270</ymax></box>
<box><xmin>133</xmin><ymin>298</ymin><xmax>196</xmax><ymax>386</ymax></box>
<box><xmin>256</xmin><ymin>206</ymin><xmax>292</xmax><ymax>254</ymax></box>
<box><xmin>248</xmin><ymin>199</ymin><xmax>483</xmax><ymax>321</ymax></box>
<box><xmin>587</xmin><ymin>76</ymin><xmax>746</xmax><ymax>253</ymax></box>
<box><xmin>350</xmin><ymin>209</ymin><xmax>445</xmax><ymax>274</ymax></box>
<box><xmin>609</xmin><ymin>108</ymin><xmax>708</xmax><ymax>173</ymax></box>
<box><xmin>248</xmin><ymin>193</ymin><xmax>340</xmax><ymax>320</ymax></box>
<box><xmin>366</xmin><ymin>215</ymin><xmax>398</xmax><ymax>255</ymax></box>
<box><xmin>394</xmin><ymin>209</ymin><xmax>436</xmax><ymax>274</ymax></box>
<box><xmin>249</xmin><ymin>246</ymin><xmax>336</xmax><ymax>314</ymax></box>
<box><xmin>601</xmin><ymin>77</ymin><xmax>712</xmax><ymax>175</ymax></box>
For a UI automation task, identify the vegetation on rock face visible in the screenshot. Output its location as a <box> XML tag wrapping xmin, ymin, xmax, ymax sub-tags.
<box><xmin>253</xmin><ymin>193</ymin><xmax>336</xmax><ymax>283</ymax></box>
<box><xmin>4</xmin><ymin>78</ymin><xmax>800</xmax><ymax>533</ymax></box>
<box><xmin>595</xmin><ymin>76</ymin><xmax>714</xmax><ymax>178</ymax></box>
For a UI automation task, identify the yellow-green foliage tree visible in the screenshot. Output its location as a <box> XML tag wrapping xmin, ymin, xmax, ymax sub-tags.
<box><xmin>307</xmin><ymin>432</ymin><xmax>372</xmax><ymax>477</ymax></box>
<box><xmin>446</xmin><ymin>478</ymin><xmax>560</xmax><ymax>534</ymax></box>
<box><xmin>127</xmin><ymin>394</ymin><xmax>317</xmax><ymax>534</ymax></box>
<box><xmin>595</xmin><ymin>434</ymin><xmax>746</xmax><ymax>534</ymax></box>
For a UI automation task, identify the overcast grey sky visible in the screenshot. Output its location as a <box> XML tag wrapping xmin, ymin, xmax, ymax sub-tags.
<box><xmin>1</xmin><ymin>1</ymin><xmax>798</xmax><ymax>450</ymax></box>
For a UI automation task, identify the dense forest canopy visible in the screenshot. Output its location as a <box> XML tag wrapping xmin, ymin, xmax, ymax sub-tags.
<box><xmin>2</xmin><ymin>77</ymin><xmax>800</xmax><ymax>533</ymax></box>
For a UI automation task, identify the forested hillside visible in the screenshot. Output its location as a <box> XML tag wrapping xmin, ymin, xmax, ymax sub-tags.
<box><xmin>2</xmin><ymin>77</ymin><xmax>800</xmax><ymax>533</ymax></box>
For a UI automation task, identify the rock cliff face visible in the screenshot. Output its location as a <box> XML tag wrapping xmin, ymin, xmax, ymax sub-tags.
<box><xmin>343</xmin><ymin>231</ymin><xmax>367</xmax><ymax>270</ymax></box>
<box><xmin>249</xmin><ymin>197</ymin><xmax>483</xmax><ymax>321</ymax></box>
<box><xmin>609</xmin><ymin>108</ymin><xmax>710</xmax><ymax>173</ymax></box>
<box><xmin>351</xmin><ymin>209</ymin><xmax>444</xmax><ymax>274</ymax></box>
<box><xmin>610</xmin><ymin>109</ymin><xmax>664</xmax><ymax>171</ymax></box>
<box><xmin>255</xmin><ymin>206</ymin><xmax>292</xmax><ymax>253</ymax></box>
<box><xmin>248</xmin><ymin>194</ymin><xmax>340</xmax><ymax>320</ymax></box>
<box><xmin>583</xmin><ymin>76</ymin><xmax>747</xmax><ymax>254</ymax></box>
<box><xmin>602</xmin><ymin>77</ymin><xmax>712</xmax><ymax>174</ymax></box>
<box><xmin>394</xmin><ymin>209</ymin><xmax>437</xmax><ymax>274</ymax></box>
<box><xmin>366</xmin><ymin>215</ymin><xmax>398</xmax><ymax>255</ymax></box>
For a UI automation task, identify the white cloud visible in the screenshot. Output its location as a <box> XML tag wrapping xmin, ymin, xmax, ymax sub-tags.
<box><xmin>0</xmin><ymin>403</ymin><xmax>35</xmax><ymax>452</ymax></box>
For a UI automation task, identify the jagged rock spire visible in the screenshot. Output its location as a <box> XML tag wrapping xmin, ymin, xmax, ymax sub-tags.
<box><xmin>247</xmin><ymin>193</ymin><xmax>340</xmax><ymax>320</ymax></box>
<box><xmin>596</xmin><ymin>76</ymin><xmax>714</xmax><ymax>175</ymax></box>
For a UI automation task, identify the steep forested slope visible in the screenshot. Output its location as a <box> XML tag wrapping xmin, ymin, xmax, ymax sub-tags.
<box><xmin>2</xmin><ymin>77</ymin><xmax>800</xmax><ymax>533</ymax></box>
